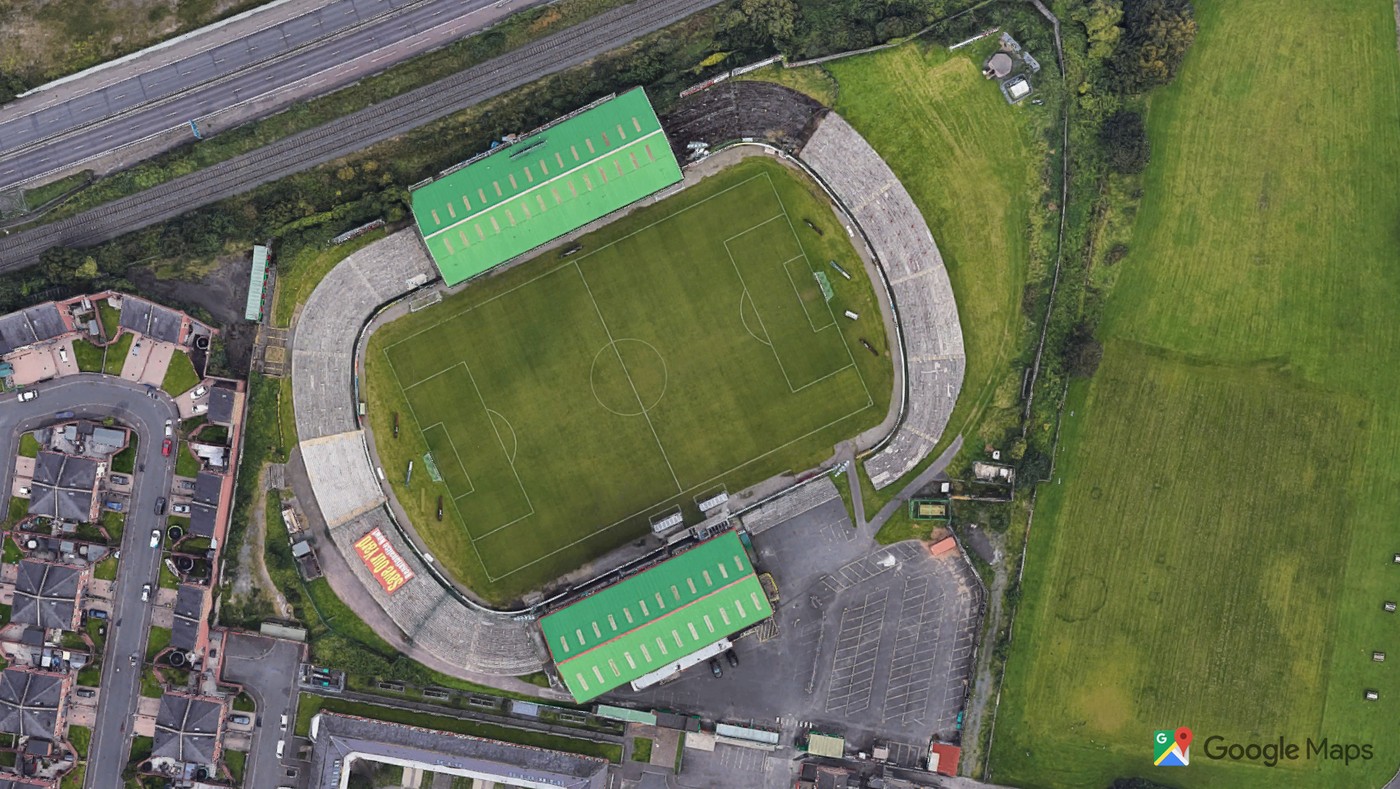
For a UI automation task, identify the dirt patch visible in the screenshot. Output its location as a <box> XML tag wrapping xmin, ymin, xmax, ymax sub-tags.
<box><xmin>127</xmin><ymin>251</ymin><xmax>251</xmax><ymax>325</ymax></box>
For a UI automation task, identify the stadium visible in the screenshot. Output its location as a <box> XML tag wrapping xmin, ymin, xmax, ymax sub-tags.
<box><xmin>366</xmin><ymin>87</ymin><xmax>895</xmax><ymax>601</ymax></box>
<box><xmin>290</xmin><ymin>81</ymin><xmax>964</xmax><ymax>676</ymax></box>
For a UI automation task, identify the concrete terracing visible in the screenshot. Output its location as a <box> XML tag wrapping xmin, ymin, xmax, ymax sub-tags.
<box><xmin>291</xmin><ymin>229</ymin><xmax>544</xmax><ymax>676</ymax></box>
<box><xmin>800</xmin><ymin>113</ymin><xmax>965</xmax><ymax>489</ymax></box>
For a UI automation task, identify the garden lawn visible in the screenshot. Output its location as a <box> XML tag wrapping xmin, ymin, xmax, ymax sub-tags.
<box><xmin>71</xmin><ymin>340</ymin><xmax>104</xmax><ymax>372</ymax></box>
<box><xmin>991</xmin><ymin>2</ymin><xmax>1400</xmax><ymax>787</ymax></box>
<box><xmin>162</xmin><ymin>351</ymin><xmax>201</xmax><ymax>395</ymax></box>
<box><xmin>102</xmin><ymin>335</ymin><xmax>132</xmax><ymax>375</ymax></box>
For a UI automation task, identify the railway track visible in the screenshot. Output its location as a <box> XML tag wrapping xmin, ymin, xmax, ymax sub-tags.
<box><xmin>0</xmin><ymin>0</ymin><xmax>722</xmax><ymax>270</ymax></box>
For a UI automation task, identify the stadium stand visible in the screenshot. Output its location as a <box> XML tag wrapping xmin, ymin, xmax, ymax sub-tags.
<box><xmin>540</xmin><ymin>531</ymin><xmax>773</xmax><ymax>702</ymax></box>
<box><xmin>739</xmin><ymin>477</ymin><xmax>839</xmax><ymax>536</ymax></box>
<box><xmin>660</xmin><ymin>81</ymin><xmax>825</xmax><ymax>160</ymax></box>
<box><xmin>412</xmin><ymin>88</ymin><xmax>683</xmax><ymax>287</ymax></box>
<box><xmin>291</xmin><ymin>229</ymin><xmax>544</xmax><ymax>676</ymax></box>
<box><xmin>799</xmin><ymin>113</ymin><xmax>965</xmax><ymax>489</ymax></box>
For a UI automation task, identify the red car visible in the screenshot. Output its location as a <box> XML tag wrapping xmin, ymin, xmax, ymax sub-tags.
<box><xmin>161</xmin><ymin>438</ymin><xmax>172</xmax><ymax>457</ymax></box>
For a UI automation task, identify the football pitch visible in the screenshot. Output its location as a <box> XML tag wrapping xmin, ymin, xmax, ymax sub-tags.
<box><xmin>365</xmin><ymin>158</ymin><xmax>892</xmax><ymax>602</ymax></box>
<box><xmin>991</xmin><ymin>1</ymin><xmax>1400</xmax><ymax>787</ymax></box>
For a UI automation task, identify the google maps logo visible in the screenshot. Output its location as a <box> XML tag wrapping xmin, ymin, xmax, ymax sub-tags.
<box><xmin>1154</xmin><ymin>727</ymin><xmax>1192</xmax><ymax>767</ymax></box>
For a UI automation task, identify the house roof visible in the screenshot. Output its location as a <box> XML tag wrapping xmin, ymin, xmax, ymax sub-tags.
<box><xmin>171</xmin><ymin>585</ymin><xmax>208</xmax><ymax>652</ymax></box>
<box><xmin>206</xmin><ymin>387</ymin><xmax>236</xmax><ymax>425</ymax></box>
<box><xmin>0</xmin><ymin>669</ymin><xmax>63</xmax><ymax>738</ymax></box>
<box><xmin>188</xmin><ymin>504</ymin><xmax>218</xmax><ymax>538</ymax></box>
<box><xmin>27</xmin><ymin>452</ymin><xmax>97</xmax><ymax>523</ymax></box>
<box><xmin>118</xmin><ymin>296</ymin><xmax>184</xmax><ymax>344</ymax></box>
<box><xmin>0</xmin><ymin>303</ymin><xmax>66</xmax><ymax>356</ymax></box>
<box><xmin>11</xmin><ymin>560</ymin><xmax>81</xmax><ymax>630</ymax></box>
<box><xmin>193</xmin><ymin>472</ymin><xmax>223</xmax><ymax>507</ymax></box>
<box><xmin>153</xmin><ymin>693</ymin><xmax>223</xmax><ymax>765</ymax></box>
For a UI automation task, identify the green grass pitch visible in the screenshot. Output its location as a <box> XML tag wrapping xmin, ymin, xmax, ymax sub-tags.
<box><xmin>366</xmin><ymin>157</ymin><xmax>892</xmax><ymax>603</ymax></box>
<box><xmin>991</xmin><ymin>1</ymin><xmax>1400</xmax><ymax>787</ymax></box>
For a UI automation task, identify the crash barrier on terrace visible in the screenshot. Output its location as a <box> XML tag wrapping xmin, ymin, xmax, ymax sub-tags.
<box><xmin>292</xmin><ymin>229</ymin><xmax>544</xmax><ymax>675</ymax></box>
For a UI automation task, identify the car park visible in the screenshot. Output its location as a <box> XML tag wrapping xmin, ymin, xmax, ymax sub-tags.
<box><xmin>154</xmin><ymin>498</ymin><xmax>166</xmax><ymax>515</ymax></box>
<box><xmin>17</xmin><ymin>390</ymin><xmax>37</xmax><ymax>402</ymax></box>
<box><xmin>150</xmin><ymin>528</ymin><xmax>161</xmax><ymax>547</ymax></box>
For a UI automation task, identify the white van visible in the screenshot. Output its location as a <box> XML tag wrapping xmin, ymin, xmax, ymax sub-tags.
<box><xmin>275</xmin><ymin>740</ymin><xmax>285</xmax><ymax>758</ymax></box>
<box><xmin>58</xmin><ymin>348</ymin><xmax>68</xmax><ymax>363</ymax></box>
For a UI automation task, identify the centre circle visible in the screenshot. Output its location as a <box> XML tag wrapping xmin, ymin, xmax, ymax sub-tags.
<box><xmin>589</xmin><ymin>339</ymin><xmax>668</xmax><ymax>417</ymax></box>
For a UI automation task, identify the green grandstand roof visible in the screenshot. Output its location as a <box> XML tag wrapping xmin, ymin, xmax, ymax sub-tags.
<box><xmin>540</xmin><ymin>531</ymin><xmax>773</xmax><ymax>702</ymax></box>
<box><xmin>411</xmin><ymin>88</ymin><xmax>683</xmax><ymax>287</ymax></box>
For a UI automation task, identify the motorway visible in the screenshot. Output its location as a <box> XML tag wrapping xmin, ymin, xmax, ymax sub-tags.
<box><xmin>0</xmin><ymin>0</ymin><xmax>549</xmax><ymax>191</ymax></box>
<box><xmin>0</xmin><ymin>0</ymin><xmax>722</xmax><ymax>269</ymax></box>
<box><xmin>0</xmin><ymin>375</ymin><xmax>180</xmax><ymax>789</ymax></box>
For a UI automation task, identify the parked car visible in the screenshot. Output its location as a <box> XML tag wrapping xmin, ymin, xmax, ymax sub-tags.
<box><xmin>149</xmin><ymin>528</ymin><xmax>161</xmax><ymax>547</ymax></box>
<box><xmin>131</xmin><ymin>342</ymin><xmax>142</xmax><ymax>357</ymax></box>
<box><xmin>54</xmin><ymin>410</ymin><xmax>74</xmax><ymax>419</ymax></box>
<box><xmin>725</xmin><ymin>649</ymin><xmax>739</xmax><ymax>668</ymax></box>
<box><xmin>171</xmin><ymin>504</ymin><xmax>190</xmax><ymax>515</ymax></box>
<box><xmin>193</xmin><ymin>385</ymin><xmax>207</xmax><ymax>398</ymax></box>
<box><xmin>229</xmin><ymin>714</ymin><xmax>251</xmax><ymax>725</ymax></box>
<box><xmin>57</xmin><ymin>348</ymin><xmax>68</xmax><ymax>363</ymax></box>
<box><xmin>104</xmin><ymin>501</ymin><xmax>124</xmax><ymax>513</ymax></box>
<box><xmin>145</xmin><ymin>386</ymin><xmax>157</xmax><ymax>399</ymax></box>
<box><xmin>109</xmin><ymin>474</ymin><xmax>129</xmax><ymax>485</ymax></box>
<box><xmin>154</xmin><ymin>498</ymin><xmax>166</xmax><ymax>516</ymax></box>
<box><xmin>88</xmin><ymin>609</ymin><xmax>108</xmax><ymax>620</ymax></box>
<box><xmin>276</xmin><ymin>740</ymin><xmax>285</xmax><ymax>758</ymax></box>
<box><xmin>709</xmin><ymin>658</ymin><xmax>723</xmax><ymax>678</ymax></box>
<box><xmin>280</xmin><ymin>714</ymin><xmax>288</xmax><ymax>730</ymax></box>
<box><xmin>75</xmin><ymin>688</ymin><xmax>95</xmax><ymax>698</ymax></box>
<box><xmin>17</xmin><ymin>390</ymin><xmax>37</xmax><ymax>402</ymax></box>
<box><xmin>140</xmin><ymin>584</ymin><xmax>150</xmax><ymax>602</ymax></box>
<box><xmin>163</xmin><ymin>420</ymin><xmax>172</xmax><ymax>437</ymax></box>
<box><xmin>161</xmin><ymin>438</ymin><xmax>172</xmax><ymax>456</ymax></box>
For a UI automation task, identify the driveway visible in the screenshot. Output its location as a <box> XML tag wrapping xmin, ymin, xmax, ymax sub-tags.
<box><xmin>0</xmin><ymin>374</ymin><xmax>181</xmax><ymax>789</ymax></box>
<box><xmin>219</xmin><ymin>632</ymin><xmax>305</xmax><ymax>789</ymax></box>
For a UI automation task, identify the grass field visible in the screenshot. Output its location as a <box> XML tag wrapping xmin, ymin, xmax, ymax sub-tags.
<box><xmin>366</xmin><ymin>157</ymin><xmax>891</xmax><ymax>601</ymax></box>
<box><xmin>991</xmin><ymin>1</ymin><xmax>1400</xmax><ymax>786</ymax></box>
<box><xmin>820</xmin><ymin>43</ymin><xmax>1045</xmax><ymax>507</ymax></box>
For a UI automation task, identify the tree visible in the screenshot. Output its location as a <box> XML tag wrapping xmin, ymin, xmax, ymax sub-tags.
<box><xmin>1111</xmin><ymin>0</ymin><xmax>1198</xmax><ymax>93</ymax></box>
<box><xmin>1099</xmin><ymin>109</ymin><xmax>1151</xmax><ymax>173</ymax></box>
<box><xmin>741</xmin><ymin>0</ymin><xmax>798</xmax><ymax>45</ymax></box>
<box><xmin>1073</xmin><ymin>0</ymin><xmax>1124</xmax><ymax>61</ymax></box>
<box><xmin>1064</xmin><ymin>321</ymin><xmax>1104</xmax><ymax>378</ymax></box>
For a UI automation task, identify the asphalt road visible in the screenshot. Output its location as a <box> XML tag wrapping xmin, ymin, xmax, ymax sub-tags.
<box><xmin>0</xmin><ymin>0</ymin><xmax>722</xmax><ymax>269</ymax></box>
<box><xmin>220</xmin><ymin>633</ymin><xmax>303</xmax><ymax>789</ymax></box>
<box><xmin>0</xmin><ymin>0</ymin><xmax>549</xmax><ymax>191</ymax></box>
<box><xmin>0</xmin><ymin>374</ymin><xmax>180</xmax><ymax>789</ymax></box>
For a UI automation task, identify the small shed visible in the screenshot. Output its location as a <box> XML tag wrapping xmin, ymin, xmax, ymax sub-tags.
<box><xmin>807</xmin><ymin>732</ymin><xmax>845</xmax><ymax>758</ymax></box>
<box><xmin>985</xmin><ymin>53</ymin><xmax>1014</xmax><ymax>79</ymax></box>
